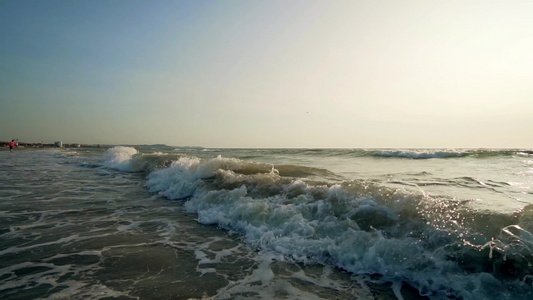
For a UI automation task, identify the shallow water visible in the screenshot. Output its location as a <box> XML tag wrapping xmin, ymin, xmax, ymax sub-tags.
<box><xmin>1</xmin><ymin>147</ymin><xmax>532</xmax><ymax>299</ymax></box>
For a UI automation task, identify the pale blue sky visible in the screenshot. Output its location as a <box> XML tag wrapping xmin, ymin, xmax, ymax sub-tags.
<box><xmin>1</xmin><ymin>0</ymin><xmax>532</xmax><ymax>148</ymax></box>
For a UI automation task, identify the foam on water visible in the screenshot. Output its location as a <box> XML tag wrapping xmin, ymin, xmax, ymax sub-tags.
<box><xmin>2</xmin><ymin>147</ymin><xmax>532</xmax><ymax>299</ymax></box>
<box><xmin>143</xmin><ymin>153</ymin><xmax>533</xmax><ymax>299</ymax></box>
<box><xmin>101</xmin><ymin>146</ymin><xmax>140</xmax><ymax>172</ymax></box>
<box><xmin>373</xmin><ymin>150</ymin><xmax>469</xmax><ymax>159</ymax></box>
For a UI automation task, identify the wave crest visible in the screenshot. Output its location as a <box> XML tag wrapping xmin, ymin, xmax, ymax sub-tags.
<box><xmin>373</xmin><ymin>150</ymin><xmax>468</xmax><ymax>159</ymax></box>
<box><xmin>106</xmin><ymin>150</ymin><xmax>533</xmax><ymax>299</ymax></box>
<box><xmin>102</xmin><ymin>146</ymin><xmax>140</xmax><ymax>172</ymax></box>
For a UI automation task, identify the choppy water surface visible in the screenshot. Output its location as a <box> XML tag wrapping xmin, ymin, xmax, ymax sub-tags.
<box><xmin>1</xmin><ymin>147</ymin><xmax>532</xmax><ymax>299</ymax></box>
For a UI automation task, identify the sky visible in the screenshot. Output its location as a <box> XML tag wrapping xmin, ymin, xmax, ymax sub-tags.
<box><xmin>1</xmin><ymin>0</ymin><xmax>532</xmax><ymax>148</ymax></box>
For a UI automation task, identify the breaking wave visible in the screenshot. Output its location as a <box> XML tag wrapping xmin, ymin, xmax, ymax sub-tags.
<box><xmin>100</xmin><ymin>146</ymin><xmax>533</xmax><ymax>299</ymax></box>
<box><xmin>372</xmin><ymin>150</ymin><xmax>469</xmax><ymax>159</ymax></box>
<box><xmin>371</xmin><ymin>149</ymin><xmax>532</xmax><ymax>159</ymax></box>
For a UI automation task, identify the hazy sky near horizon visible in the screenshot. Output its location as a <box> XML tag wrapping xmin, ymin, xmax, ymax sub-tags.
<box><xmin>1</xmin><ymin>0</ymin><xmax>532</xmax><ymax>148</ymax></box>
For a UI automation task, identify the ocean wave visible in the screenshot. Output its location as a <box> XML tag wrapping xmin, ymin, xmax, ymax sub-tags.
<box><xmin>138</xmin><ymin>153</ymin><xmax>533</xmax><ymax>299</ymax></box>
<box><xmin>101</xmin><ymin>146</ymin><xmax>140</xmax><ymax>172</ymax></box>
<box><xmin>281</xmin><ymin>148</ymin><xmax>529</xmax><ymax>160</ymax></box>
<box><xmin>163</xmin><ymin>148</ymin><xmax>533</xmax><ymax>160</ymax></box>
<box><xmin>368</xmin><ymin>149</ymin><xmax>533</xmax><ymax>159</ymax></box>
<box><xmin>373</xmin><ymin>150</ymin><xmax>469</xmax><ymax>159</ymax></box>
<box><xmin>101</xmin><ymin>146</ymin><xmax>183</xmax><ymax>173</ymax></box>
<box><xmin>143</xmin><ymin>155</ymin><xmax>339</xmax><ymax>200</ymax></box>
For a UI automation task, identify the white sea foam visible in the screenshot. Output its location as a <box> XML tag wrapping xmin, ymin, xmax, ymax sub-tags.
<box><xmin>3</xmin><ymin>146</ymin><xmax>533</xmax><ymax>299</ymax></box>
<box><xmin>0</xmin><ymin>234</ymin><xmax>82</xmax><ymax>256</ymax></box>
<box><xmin>373</xmin><ymin>149</ymin><xmax>468</xmax><ymax>159</ymax></box>
<box><xmin>143</xmin><ymin>154</ymin><xmax>533</xmax><ymax>299</ymax></box>
<box><xmin>212</xmin><ymin>251</ymin><xmax>371</xmax><ymax>300</ymax></box>
<box><xmin>102</xmin><ymin>146</ymin><xmax>140</xmax><ymax>171</ymax></box>
<box><xmin>145</xmin><ymin>155</ymin><xmax>249</xmax><ymax>199</ymax></box>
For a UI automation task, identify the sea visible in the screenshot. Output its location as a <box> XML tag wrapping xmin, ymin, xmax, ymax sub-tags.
<box><xmin>1</xmin><ymin>146</ymin><xmax>532</xmax><ymax>300</ymax></box>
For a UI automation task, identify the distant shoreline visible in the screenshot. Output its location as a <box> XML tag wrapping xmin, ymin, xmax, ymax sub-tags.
<box><xmin>0</xmin><ymin>144</ymin><xmax>106</xmax><ymax>150</ymax></box>
<box><xmin>1</xmin><ymin>139</ymin><xmax>108</xmax><ymax>146</ymax></box>
<box><xmin>0</xmin><ymin>147</ymin><xmax>41</xmax><ymax>151</ymax></box>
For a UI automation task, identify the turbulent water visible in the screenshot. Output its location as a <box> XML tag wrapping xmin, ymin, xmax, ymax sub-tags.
<box><xmin>1</xmin><ymin>146</ymin><xmax>532</xmax><ymax>300</ymax></box>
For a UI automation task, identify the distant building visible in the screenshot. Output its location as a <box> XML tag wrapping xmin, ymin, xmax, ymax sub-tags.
<box><xmin>54</xmin><ymin>141</ymin><xmax>62</xmax><ymax>147</ymax></box>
